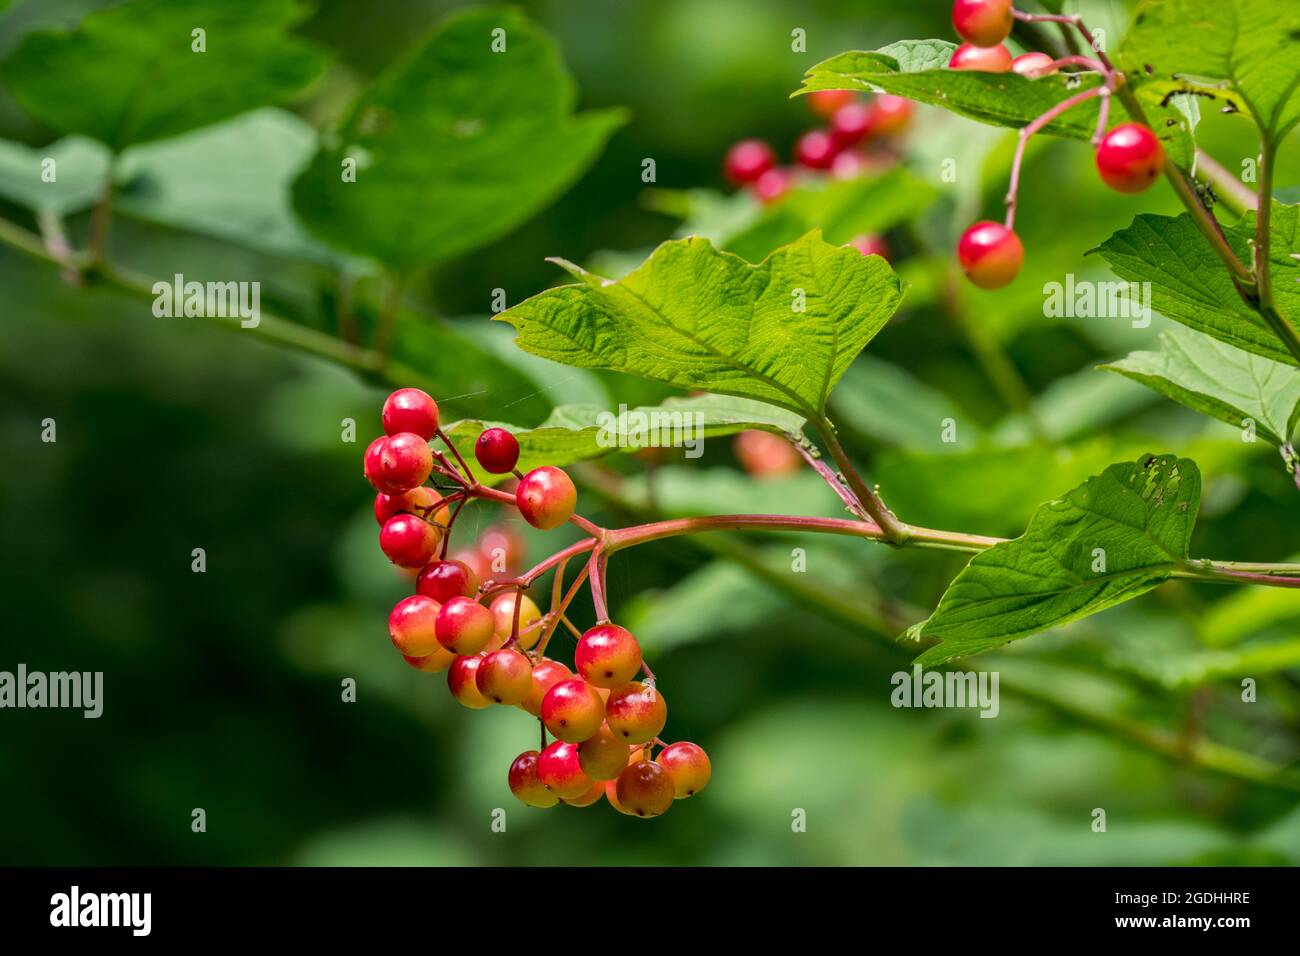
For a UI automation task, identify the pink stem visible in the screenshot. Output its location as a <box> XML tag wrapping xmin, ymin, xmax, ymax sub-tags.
<box><xmin>1005</xmin><ymin>85</ymin><xmax>1107</xmax><ymax>229</ymax></box>
<box><xmin>793</xmin><ymin>441</ymin><xmax>877</xmax><ymax>524</ymax></box>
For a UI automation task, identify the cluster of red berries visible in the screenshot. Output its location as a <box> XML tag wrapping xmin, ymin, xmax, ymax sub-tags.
<box><xmin>722</xmin><ymin>88</ymin><xmax>915</xmax><ymax>261</ymax></box>
<box><xmin>364</xmin><ymin>388</ymin><xmax>711</xmax><ymax>818</ymax></box>
<box><xmin>949</xmin><ymin>0</ymin><xmax>1164</xmax><ymax>290</ymax></box>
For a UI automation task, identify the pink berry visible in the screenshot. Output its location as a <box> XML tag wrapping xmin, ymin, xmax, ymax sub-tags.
<box><xmin>948</xmin><ymin>43</ymin><xmax>1013</xmax><ymax>72</ymax></box>
<box><xmin>475</xmin><ymin>647</ymin><xmax>533</xmax><ymax>706</ymax></box>
<box><xmin>382</xmin><ymin>388</ymin><xmax>439</xmax><ymax>439</ymax></box>
<box><xmin>515</xmin><ymin>466</ymin><xmax>577</xmax><ymax>530</ymax></box>
<box><xmin>508</xmin><ymin>750</ymin><xmax>559</xmax><ymax>808</ymax></box>
<box><xmin>1011</xmin><ymin>52</ymin><xmax>1057</xmax><ymax>77</ymax></box>
<box><xmin>615</xmin><ymin>760</ymin><xmax>675</xmax><ymax>818</ymax></box>
<box><xmin>952</xmin><ymin>0</ymin><xmax>1014</xmax><ymax>48</ymax></box>
<box><xmin>364</xmin><ymin>436</ymin><xmax>402</xmax><ymax>495</ymax></box>
<box><xmin>522</xmin><ymin>658</ymin><xmax>573</xmax><ymax>717</ymax></box>
<box><xmin>537</xmin><ymin>741</ymin><xmax>595</xmax><ymax>800</ymax></box>
<box><xmin>435</xmin><ymin>596</ymin><xmax>495</xmax><ymax>655</ymax></box>
<box><xmin>723</xmin><ymin>139</ymin><xmax>777</xmax><ymax>186</ymax></box>
<box><xmin>605</xmin><ymin>681</ymin><xmax>668</xmax><ymax>745</ymax></box>
<box><xmin>447</xmin><ymin>655</ymin><xmax>492</xmax><ymax>709</ymax></box>
<box><xmin>388</xmin><ymin>594</ymin><xmax>443</xmax><ymax>657</ymax></box>
<box><xmin>867</xmin><ymin>95</ymin><xmax>914</xmax><ymax>135</ymax></box>
<box><xmin>847</xmin><ymin>233</ymin><xmax>889</xmax><ymax>260</ymax></box>
<box><xmin>541</xmin><ymin>678</ymin><xmax>606</xmax><ymax>743</ymax></box>
<box><xmin>575</xmin><ymin>623</ymin><xmax>644</xmax><ymax>689</ymax></box>
<box><xmin>1095</xmin><ymin>122</ymin><xmax>1164</xmax><ymax>194</ymax></box>
<box><xmin>829</xmin><ymin>102</ymin><xmax>874</xmax><ymax>147</ymax></box>
<box><xmin>794</xmin><ymin>129</ymin><xmax>839</xmax><ymax>170</ymax></box>
<box><xmin>750</xmin><ymin>167</ymin><xmax>796</xmax><ymax>204</ymax></box>
<box><xmin>806</xmin><ymin>89</ymin><xmax>856</xmax><ymax>119</ymax></box>
<box><xmin>656</xmin><ymin>742</ymin><xmax>712</xmax><ymax>799</ymax></box>
<box><xmin>957</xmin><ymin>221</ymin><xmax>1024</xmax><ymax>290</ymax></box>
<box><xmin>379</xmin><ymin>432</ymin><xmax>433</xmax><ymax>493</ymax></box>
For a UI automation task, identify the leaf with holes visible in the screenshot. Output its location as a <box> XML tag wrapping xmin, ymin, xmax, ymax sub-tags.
<box><xmin>908</xmin><ymin>454</ymin><xmax>1201</xmax><ymax>666</ymax></box>
<box><xmin>494</xmin><ymin>231</ymin><xmax>905</xmax><ymax>420</ymax></box>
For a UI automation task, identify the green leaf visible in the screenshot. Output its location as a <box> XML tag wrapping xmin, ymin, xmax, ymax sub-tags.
<box><xmin>443</xmin><ymin>395</ymin><xmax>806</xmax><ymax>484</ymax></box>
<box><xmin>796</xmin><ymin>41</ymin><xmax>1196</xmax><ymax>165</ymax></box>
<box><xmin>0</xmin><ymin>0</ymin><xmax>328</xmax><ymax>150</ymax></box>
<box><xmin>723</xmin><ymin>169</ymin><xmax>938</xmax><ymax>263</ymax></box>
<box><xmin>910</xmin><ymin>454</ymin><xmax>1201</xmax><ymax>665</ymax></box>
<box><xmin>1101</xmin><ymin>326</ymin><xmax>1300</xmax><ymax>445</ymax></box>
<box><xmin>495</xmin><ymin>231</ymin><xmax>905</xmax><ymax>420</ymax></box>
<box><xmin>1120</xmin><ymin>0</ymin><xmax>1300</xmax><ymax>140</ymax></box>
<box><xmin>1089</xmin><ymin>207</ymin><xmax>1300</xmax><ymax>366</ymax></box>
<box><xmin>291</xmin><ymin>7</ymin><xmax>625</xmax><ymax>270</ymax></box>
<box><xmin>0</xmin><ymin>135</ymin><xmax>109</xmax><ymax>216</ymax></box>
<box><xmin>114</xmin><ymin>109</ymin><xmax>352</xmax><ymax>267</ymax></box>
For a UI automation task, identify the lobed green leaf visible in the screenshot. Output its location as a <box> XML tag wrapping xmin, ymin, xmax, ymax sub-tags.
<box><xmin>494</xmin><ymin>231</ymin><xmax>905</xmax><ymax>420</ymax></box>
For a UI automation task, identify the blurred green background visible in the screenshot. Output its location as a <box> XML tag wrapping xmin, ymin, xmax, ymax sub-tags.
<box><xmin>1</xmin><ymin>0</ymin><xmax>1299</xmax><ymax>866</ymax></box>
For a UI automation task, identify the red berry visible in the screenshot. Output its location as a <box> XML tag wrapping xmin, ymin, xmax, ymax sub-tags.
<box><xmin>750</xmin><ymin>166</ymin><xmax>796</xmax><ymax>204</ymax></box>
<box><xmin>733</xmin><ymin>430</ymin><xmax>801</xmax><ymax>478</ymax></box>
<box><xmin>416</xmin><ymin>559</ymin><xmax>477</xmax><ymax>603</ymax></box>
<box><xmin>615</xmin><ymin>760</ymin><xmax>675</xmax><ymax>818</ymax></box>
<box><xmin>794</xmin><ymin>129</ymin><xmax>839</xmax><ymax>170</ymax></box>
<box><xmin>541</xmin><ymin>678</ymin><xmax>606</xmax><ymax>743</ymax></box>
<box><xmin>435</xmin><ymin>596</ymin><xmax>495</xmax><ymax>655</ymax></box>
<box><xmin>522</xmin><ymin>658</ymin><xmax>572</xmax><ymax>717</ymax></box>
<box><xmin>957</xmin><ymin>220</ymin><xmax>1024</xmax><ymax>290</ymax></box>
<box><xmin>516</xmin><ymin>466</ymin><xmax>577</xmax><ymax>530</ymax></box>
<box><xmin>364</xmin><ymin>436</ymin><xmax>402</xmax><ymax>494</ymax></box>
<box><xmin>401</xmin><ymin>647</ymin><xmax>456</xmax><ymax>673</ymax></box>
<box><xmin>537</xmin><ymin>741</ymin><xmax>595</xmax><ymax>799</ymax></box>
<box><xmin>508</xmin><ymin>750</ymin><xmax>559</xmax><ymax>808</ymax></box>
<box><xmin>867</xmin><ymin>95</ymin><xmax>914</xmax><ymax>136</ymax></box>
<box><xmin>476</xmin><ymin>647</ymin><xmax>533</xmax><ymax>705</ymax></box>
<box><xmin>579</xmin><ymin>723</ymin><xmax>632</xmax><ymax>781</ymax></box>
<box><xmin>379</xmin><ymin>513</ymin><xmax>441</xmax><ymax>568</ymax></box>
<box><xmin>562</xmin><ymin>779</ymin><xmax>606</xmax><ymax>807</ymax></box>
<box><xmin>656</xmin><ymin>742</ymin><xmax>712</xmax><ymax>798</ymax></box>
<box><xmin>379</xmin><ymin>432</ymin><xmax>433</xmax><ymax>493</ymax></box>
<box><xmin>605</xmin><ymin>681</ymin><xmax>668</xmax><ymax>745</ymax></box>
<box><xmin>723</xmin><ymin>138</ymin><xmax>777</xmax><ymax>186</ymax></box>
<box><xmin>1011</xmin><ymin>51</ymin><xmax>1056</xmax><ymax>77</ymax></box>
<box><xmin>952</xmin><ymin>0</ymin><xmax>1013</xmax><ymax>47</ymax></box>
<box><xmin>806</xmin><ymin>89</ymin><xmax>856</xmax><ymax>119</ymax></box>
<box><xmin>489</xmin><ymin>591</ymin><xmax>543</xmax><ymax>650</ymax></box>
<box><xmin>848</xmin><ymin>233</ymin><xmax>889</xmax><ymax>260</ymax></box>
<box><xmin>447</xmin><ymin>655</ymin><xmax>492</xmax><ymax>709</ymax></box>
<box><xmin>948</xmin><ymin>43</ymin><xmax>1013</xmax><ymax>72</ymax></box>
<box><xmin>388</xmin><ymin>594</ymin><xmax>442</xmax><ymax>657</ymax></box>
<box><xmin>830</xmin><ymin>149</ymin><xmax>869</xmax><ymax>180</ymax></box>
<box><xmin>474</xmin><ymin>427</ymin><xmax>520</xmax><ymax>474</ymax></box>
<box><xmin>829</xmin><ymin>102</ymin><xmax>874</xmax><ymax>147</ymax></box>
<box><xmin>1095</xmin><ymin>122</ymin><xmax>1163</xmax><ymax>194</ymax></box>
<box><xmin>382</xmin><ymin>388</ymin><xmax>439</xmax><ymax>439</ymax></box>
<box><xmin>575</xmin><ymin>623</ymin><xmax>643</xmax><ymax>689</ymax></box>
